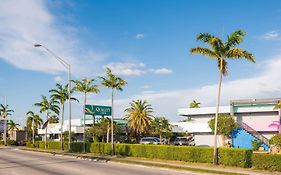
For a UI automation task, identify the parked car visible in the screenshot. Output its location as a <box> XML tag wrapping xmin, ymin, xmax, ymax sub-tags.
<box><xmin>140</xmin><ymin>137</ymin><xmax>161</xmax><ymax>144</ymax></box>
<box><xmin>174</xmin><ymin>136</ymin><xmax>195</xmax><ymax>146</ymax></box>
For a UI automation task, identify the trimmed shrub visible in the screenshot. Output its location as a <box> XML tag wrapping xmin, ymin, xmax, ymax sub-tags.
<box><xmin>38</xmin><ymin>141</ymin><xmax>45</xmax><ymax>149</ymax></box>
<box><xmin>71</xmin><ymin>142</ymin><xmax>90</xmax><ymax>152</ymax></box>
<box><xmin>269</xmin><ymin>134</ymin><xmax>281</xmax><ymax>147</ymax></box>
<box><xmin>91</xmin><ymin>143</ymin><xmax>213</xmax><ymax>163</ymax></box>
<box><xmin>252</xmin><ymin>153</ymin><xmax>281</xmax><ymax>172</ymax></box>
<box><xmin>48</xmin><ymin>141</ymin><xmax>61</xmax><ymax>150</ymax></box>
<box><xmin>6</xmin><ymin>140</ymin><xmax>18</xmax><ymax>146</ymax></box>
<box><xmin>218</xmin><ymin>148</ymin><xmax>252</xmax><ymax>168</ymax></box>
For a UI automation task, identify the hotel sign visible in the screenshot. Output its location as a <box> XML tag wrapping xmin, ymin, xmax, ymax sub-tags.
<box><xmin>85</xmin><ymin>105</ymin><xmax>112</xmax><ymax>116</ymax></box>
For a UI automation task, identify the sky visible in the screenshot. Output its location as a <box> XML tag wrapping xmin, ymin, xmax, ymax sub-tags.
<box><xmin>1</xmin><ymin>0</ymin><xmax>281</xmax><ymax>125</ymax></box>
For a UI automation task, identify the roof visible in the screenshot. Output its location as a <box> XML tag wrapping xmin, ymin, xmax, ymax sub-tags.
<box><xmin>178</xmin><ymin>106</ymin><xmax>230</xmax><ymax>116</ymax></box>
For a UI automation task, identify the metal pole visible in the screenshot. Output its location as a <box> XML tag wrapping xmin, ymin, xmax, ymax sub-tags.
<box><xmin>3</xmin><ymin>96</ymin><xmax>7</xmax><ymax>145</ymax></box>
<box><xmin>111</xmin><ymin>88</ymin><xmax>114</xmax><ymax>155</ymax></box>
<box><xmin>68</xmin><ymin>65</ymin><xmax>72</xmax><ymax>152</ymax></box>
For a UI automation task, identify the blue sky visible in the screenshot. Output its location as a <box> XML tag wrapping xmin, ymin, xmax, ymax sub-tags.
<box><xmin>1</xmin><ymin>0</ymin><xmax>281</xmax><ymax>125</ymax></box>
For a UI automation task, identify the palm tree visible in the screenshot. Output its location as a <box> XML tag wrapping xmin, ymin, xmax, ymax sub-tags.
<box><xmin>124</xmin><ymin>100</ymin><xmax>153</xmax><ymax>141</ymax></box>
<box><xmin>99</xmin><ymin>68</ymin><xmax>127</xmax><ymax>154</ymax></box>
<box><xmin>151</xmin><ymin>117</ymin><xmax>169</xmax><ymax>144</ymax></box>
<box><xmin>48</xmin><ymin>115</ymin><xmax>59</xmax><ymax>123</ymax></box>
<box><xmin>49</xmin><ymin>83</ymin><xmax>78</xmax><ymax>150</ymax></box>
<box><xmin>190</xmin><ymin>29</ymin><xmax>255</xmax><ymax>164</ymax></box>
<box><xmin>274</xmin><ymin>102</ymin><xmax>281</xmax><ymax>134</ymax></box>
<box><xmin>189</xmin><ymin>100</ymin><xmax>201</xmax><ymax>108</ymax></box>
<box><xmin>26</xmin><ymin>111</ymin><xmax>43</xmax><ymax>144</ymax></box>
<box><xmin>72</xmin><ymin>78</ymin><xmax>99</xmax><ymax>152</ymax></box>
<box><xmin>34</xmin><ymin>96</ymin><xmax>60</xmax><ymax>149</ymax></box>
<box><xmin>0</xmin><ymin>104</ymin><xmax>14</xmax><ymax>144</ymax></box>
<box><xmin>8</xmin><ymin>120</ymin><xmax>19</xmax><ymax>131</ymax></box>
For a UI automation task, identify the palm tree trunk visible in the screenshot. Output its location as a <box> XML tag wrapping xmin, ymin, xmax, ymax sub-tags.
<box><xmin>45</xmin><ymin>112</ymin><xmax>49</xmax><ymax>149</ymax></box>
<box><xmin>32</xmin><ymin>125</ymin><xmax>35</xmax><ymax>145</ymax></box>
<box><xmin>83</xmin><ymin>92</ymin><xmax>87</xmax><ymax>153</ymax></box>
<box><xmin>213</xmin><ymin>59</ymin><xmax>223</xmax><ymax>165</ymax></box>
<box><xmin>107</xmin><ymin>122</ymin><xmax>110</xmax><ymax>143</ymax></box>
<box><xmin>61</xmin><ymin>104</ymin><xmax>64</xmax><ymax>150</ymax></box>
<box><xmin>111</xmin><ymin>88</ymin><xmax>114</xmax><ymax>155</ymax></box>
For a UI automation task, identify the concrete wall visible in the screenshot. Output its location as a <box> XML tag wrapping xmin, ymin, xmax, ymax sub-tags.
<box><xmin>193</xmin><ymin>133</ymin><xmax>223</xmax><ymax>147</ymax></box>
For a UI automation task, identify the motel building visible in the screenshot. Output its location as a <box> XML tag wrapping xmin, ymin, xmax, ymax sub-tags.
<box><xmin>172</xmin><ymin>98</ymin><xmax>281</xmax><ymax>150</ymax></box>
<box><xmin>38</xmin><ymin>118</ymin><xmax>127</xmax><ymax>141</ymax></box>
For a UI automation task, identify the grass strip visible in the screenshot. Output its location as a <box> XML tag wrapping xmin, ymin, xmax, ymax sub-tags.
<box><xmin>111</xmin><ymin>159</ymin><xmax>246</xmax><ymax>175</ymax></box>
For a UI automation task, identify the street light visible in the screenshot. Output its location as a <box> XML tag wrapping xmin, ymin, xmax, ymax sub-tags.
<box><xmin>34</xmin><ymin>44</ymin><xmax>72</xmax><ymax>152</ymax></box>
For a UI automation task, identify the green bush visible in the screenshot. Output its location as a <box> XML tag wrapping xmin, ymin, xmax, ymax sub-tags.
<box><xmin>26</xmin><ymin>141</ymin><xmax>34</xmax><ymax>148</ymax></box>
<box><xmin>0</xmin><ymin>141</ymin><xmax>5</xmax><ymax>145</ymax></box>
<box><xmin>48</xmin><ymin>141</ymin><xmax>61</xmax><ymax>150</ymax></box>
<box><xmin>71</xmin><ymin>142</ymin><xmax>90</xmax><ymax>152</ymax></box>
<box><xmin>6</xmin><ymin>140</ymin><xmax>18</xmax><ymax>146</ymax></box>
<box><xmin>269</xmin><ymin>134</ymin><xmax>281</xmax><ymax>147</ymax></box>
<box><xmin>251</xmin><ymin>140</ymin><xmax>261</xmax><ymax>151</ymax></box>
<box><xmin>218</xmin><ymin>148</ymin><xmax>252</xmax><ymax>168</ymax></box>
<box><xmin>252</xmin><ymin>153</ymin><xmax>281</xmax><ymax>171</ymax></box>
<box><xmin>91</xmin><ymin>143</ymin><xmax>213</xmax><ymax>163</ymax></box>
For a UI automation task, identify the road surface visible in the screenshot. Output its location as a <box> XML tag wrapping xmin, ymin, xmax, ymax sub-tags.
<box><xmin>0</xmin><ymin>147</ymin><xmax>210</xmax><ymax>175</ymax></box>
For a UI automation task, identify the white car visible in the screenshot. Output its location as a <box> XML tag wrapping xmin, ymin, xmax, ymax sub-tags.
<box><xmin>140</xmin><ymin>137</ymin><xmax>161</xmax><ymax>144</ymax></box>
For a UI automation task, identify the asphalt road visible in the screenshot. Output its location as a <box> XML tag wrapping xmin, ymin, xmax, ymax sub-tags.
<box><xmin>0</xmin><ymin>147</ymin><xmax>210</xmax><ymax>175</ymax></box>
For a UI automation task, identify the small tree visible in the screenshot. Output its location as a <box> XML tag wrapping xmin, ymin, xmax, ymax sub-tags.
<box><xmin>269</xmin><ymin>134</ymin><xmax>281</xmax><ymax>147</ymax></box>
<box><xmin>208</xmin><ymin>114</ymin><xmax>237</xmax><ymax>146</ymax></box>
<box><xmin>189</xmin><ymin>100</ymin><xmax>201</xmax><ymax>108</ymax></box>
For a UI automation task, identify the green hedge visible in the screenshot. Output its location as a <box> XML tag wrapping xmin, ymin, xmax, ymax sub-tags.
<box><xmin>252</xmin><ymin>153</ymin><xmax>281</xmax><ymax>171</ymax></box>
<box><xmin>218</xmin><ymin>148</ymin><xmax>252</xmax><ymax>168</ymax></box>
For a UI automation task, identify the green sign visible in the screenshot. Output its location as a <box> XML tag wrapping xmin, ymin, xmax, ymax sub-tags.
<box><xmin>85</xmin><ymin>105</ymin><xmax>112</xmax><ymax>116</ymax></box>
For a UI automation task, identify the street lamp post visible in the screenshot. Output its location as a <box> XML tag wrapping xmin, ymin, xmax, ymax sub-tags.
<box><xmin>34</xmin><ymin>44</ymin><xmax>72</xmax><ymax>152</ymax></box>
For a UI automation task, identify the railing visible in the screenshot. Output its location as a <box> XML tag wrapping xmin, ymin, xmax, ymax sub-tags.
<box><xmin>238</xmin><ymin>122</ymin><xmax>270</xmax><ymax>146</ymax></box>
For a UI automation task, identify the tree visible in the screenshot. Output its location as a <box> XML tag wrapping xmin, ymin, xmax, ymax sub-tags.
<box><xmin>72</xmin><ymin>78</ymin><xmax>99</xmax><ymax>152</ymax></box>
<box><xmin>124</xmin><ymin>100</ymin><xmax>153</xmax><ymax>140</ymax></box>
<box><xmin>151</xmin><ymin>117</ymin><xmax>170</xmax><ymax>144</ymax></box>
<box><xmin>8</xmin><ymin>120</ymin><xmax>19</xmax><ymax>131</ymax></box>
<box><xmin>48</xmin><ymin>115</ymin><xmax>59</xmax><ymax>124</ymax></box>
<box><xmin>26</xmin><ymin>111</ymin><xmax>43</xmax><ymax>144</ymax></box>
<box><xmin>34</xmin><ymin>95</ymin><xmax>60</xmax><ymax>149</ymax></box>
<box><xmin>208</xmin><ymin>114</ymin><xmax>237</xmax><ymax>146</ymax></box>
<box><xmin>190</xmin><ymin>30</ymin><xmax>255</xmax><ymax>164</ymax></box>
<box><xmin>0</xmin><ymin>104</ymin><xmax>14</xmax><ymax>144</ymax></box>
<box><xmin>189</xmin><ymin>100</ymin><xmax>201</xmax><ymax>108</ymax></box>
<box><xmin>49</xmin><ymin>83</ymin><xmax>78</xmax><ymax>150</ymax></box>
<box><xmin>99</xmin><ymin>68</ymin><xmax>127</xmax><ymax>154</ymax></box>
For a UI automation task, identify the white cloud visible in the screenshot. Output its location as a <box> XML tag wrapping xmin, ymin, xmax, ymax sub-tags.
<box><xmin>140</xmin><ymin>85</ymin><xmax>152</xmax><ymax>89</ymax></box>
<box><xmin>150</xmin><ymin>68</ymin><xmax>173</xmax><ymax>75</ymax></box>
<box><xmin>136</xmin><ymin>33</ymin><xmax>144</xmax><ymax>39</ymax></box>
<box><xmin>105</xmin><ymin>55</ymin><xmax>281</xmax><ymax>122</ymax></box>
<box><xmin>54</xmin><ymin>76</ymin><xmax>63</xmax><ymax>83</ymax></box>
<box><xmin>0</xmin><ymin>0</ymin><xmax>108</xmax><ymax>77</ymax></box>
<box><xmin>104</xmin><ymin>62</ymin><xmax>146</xmax><ymax>76</ymax></box>
<box><xmin>262</xmin><ymin>31</ymin><xmax>280</xmax><ymax>40</ymax></box>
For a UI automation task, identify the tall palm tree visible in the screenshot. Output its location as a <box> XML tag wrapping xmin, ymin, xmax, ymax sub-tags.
<box><xmin>124</xmin><ymin>100</ymin><xmax>153</xmax><ymax>140</ymax></box>
<box><xmin>8</xmin><ymin>120</ymin><xmax>19</xmax><ymax>131</ymax></box>
<box><xmin>34</xmin><ymin>96</ymin><xmax>60</xmax><ymax>149</ymax></box>
<box><xmin>26</xmin><ymin>111</ymin><xmax>43</xmax><ymax>144</ymax></box>
<box><xmin>189</xmin><ymin>100</ymin><xmax>201</xmax><ymax>108</ymax></box>
<box><xmin>49</xmin><ymin>83</ymin><xmax>78</xmax><ymax>150</ymax></box>
<box><xmin>190</xmin><ymin>29</ymin><xmax>255</xmax><ymax>164</ymax></box>
<box><xmin>151</xmin><ymin>117</ymin><xmax>169</xmax><ymax>144</ymax></box>
<box><xmin>72</xmin><ymin>78</ymin><xmax>99</xmax><ymax>152</ymax></box>
<box><xmin>0</xmin><ymin>104</ymin><xmax>14</xmax><ymax>144</ymax></box>
<box><xmin>99</xmin><ymin>68</ymin><xmax>127</xmax><ymax>154</ymax></box>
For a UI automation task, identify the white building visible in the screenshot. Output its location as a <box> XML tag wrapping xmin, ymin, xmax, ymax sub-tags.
<box><xmin>172</xmin><ymin>98</ymin><xmax>281</xmax><ymax>149</ymax></box>
<box><xmin>38</xmin><ymin>118</ymin><xmax>93</xmax><ymax>141</ymax></box>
